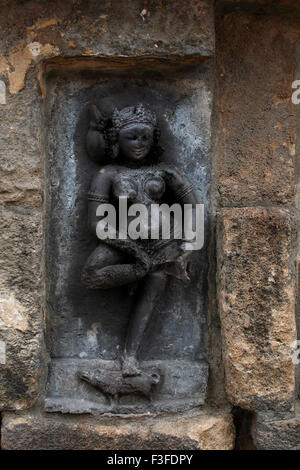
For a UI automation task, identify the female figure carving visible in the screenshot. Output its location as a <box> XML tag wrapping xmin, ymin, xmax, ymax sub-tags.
<box><xmin>82</xmin><ymin>104</ymin><xmax>200</xmax><ymax>377</ymax></box>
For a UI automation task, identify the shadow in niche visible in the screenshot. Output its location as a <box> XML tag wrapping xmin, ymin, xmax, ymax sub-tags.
<box><xmin>233</xmin><ymin>408</ymin><xmax>257</xmax><ymax>450</ymax></box>
<box><xmin>45</xmin><ymin>71</ymin><xmax>210</xmax><ymax>414</ymax></box>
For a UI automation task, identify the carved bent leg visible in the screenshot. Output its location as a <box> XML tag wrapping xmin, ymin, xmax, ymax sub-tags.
<box><xmin>122</xmin><ymin>271</ymin><xmax>168</xmax><ymax>376</ymax></box>
<box><xmin>81</xmin><ymin>243</ymin><xmax>148</xmax><ymax>290</ymax></box>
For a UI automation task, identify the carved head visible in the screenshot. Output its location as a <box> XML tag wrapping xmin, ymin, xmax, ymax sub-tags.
<box><xmin>110</xmin><ymin>104</ymin><xmax>161</xmax><ymax>161</ymax></box>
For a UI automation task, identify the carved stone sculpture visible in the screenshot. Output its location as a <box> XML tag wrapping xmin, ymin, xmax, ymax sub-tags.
<box><xmin>80</xmin><ymin>103</ymin><xmax>200</xmax><ymax>400</ymax></box>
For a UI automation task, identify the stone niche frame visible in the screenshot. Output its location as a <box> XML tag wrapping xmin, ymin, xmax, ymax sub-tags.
<box><xmin>43</xmin><ymin>56</ymin><xmax>212</xmax><ymax>416</ymax></box>
<box><xmin>0</xmin><ymin>35</ymin><xmax>236</xmax><ymax>448</ymax></box>
<box><xmin>0</xmin><ymin>0</ymin><xmax>299</xmax><ymax>450</ymax></box>
<box><xmin>0</xmin><ymin>53</ymin><xmax>236</xmax><ymax>449</ymax></box>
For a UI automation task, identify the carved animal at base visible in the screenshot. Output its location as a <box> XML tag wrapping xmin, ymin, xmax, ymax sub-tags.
<box><xmin>78</xmin><ymin>369</ymin><xmax>160</xmax><ymax>404</ymax></box>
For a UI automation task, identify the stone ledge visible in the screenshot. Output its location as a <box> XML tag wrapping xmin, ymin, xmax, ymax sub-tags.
<box><xmin>1</xmin><ymin>407</ymin><xmax>235</xmax><ymax>450</ymax></box>
<box><xmin>45</xmin><ymin>359</ymin><xmax>208</xmax><ymax>415</ymax></box>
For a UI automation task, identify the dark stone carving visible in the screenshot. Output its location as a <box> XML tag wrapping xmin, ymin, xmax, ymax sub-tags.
<box><xmin>80</xmin><ymin>103</ymin><xmax>200</xmax><ymax>398</ymax></box>
<box><xmin>45</xmin><ymin>77</ymin><xmax>210</xmax><ymax>415</ymax></box>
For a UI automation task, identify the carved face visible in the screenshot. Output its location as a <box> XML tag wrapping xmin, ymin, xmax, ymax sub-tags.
<box><xmin>118</xmin><ymin>124</ymin><xmax>154</xmax><ymax>161</ymax></box>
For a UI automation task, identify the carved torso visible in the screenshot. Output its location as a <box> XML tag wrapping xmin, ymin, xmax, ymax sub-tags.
<box><xmin>112</xmin><ymin>166</ymin><xmax>166</xmax><ymax>205</ymax></box>
<box><xmin>91</xmin><ymin>164</ymin><xmax>178</xmax><ymax>251</ymax></box>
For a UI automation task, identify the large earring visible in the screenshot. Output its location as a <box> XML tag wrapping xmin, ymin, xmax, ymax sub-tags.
<box><xmin>111</xmin><ymin>143</ymin><xmax>119</xmax><ymax>159</ymax></box>
<box><xmin>106</xmin><ymin>128</ymin><xmax>119</xmax><ymax>159</ymax></box>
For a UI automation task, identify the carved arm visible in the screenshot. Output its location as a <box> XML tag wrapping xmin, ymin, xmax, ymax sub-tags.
<box><xmin>159</xmin><ymin>163</ymin><xmax>201</xmax><ymax>251</ymax></box>
<box><xmin>159</xmin><ymin>163</ymin><xmax>200</xmax><ymax>205</ymax></box>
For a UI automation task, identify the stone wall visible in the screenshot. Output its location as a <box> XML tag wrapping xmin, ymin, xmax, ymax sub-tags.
<box><xmin>215</xmin><ymin>2</ymin><xmax>300</xmax><ymax>449</ymax></box>
<box><xmin>0</xmin><ymin>0</ymin><xmax>298</xmax><ymax>450</ymax></box>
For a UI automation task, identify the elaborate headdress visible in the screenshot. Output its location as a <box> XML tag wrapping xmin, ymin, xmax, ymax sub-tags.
<box><xmin>112</xmin><ymin>104</ymin><xmax>157</xmax><ymax>131</ymax></box>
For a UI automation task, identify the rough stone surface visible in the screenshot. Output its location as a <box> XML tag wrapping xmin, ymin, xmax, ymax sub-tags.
<box><xmin>0</xmin><ymin>78</ymin><xmax>42</xmax><ymax>207</ymax></box>
<box><xmin>215</xmin><ymin>11</ymin><xmax>299</xmax><ymax>205</ymax></box>
<box><xmin>0</xmin><ymin>207</ymin><xmax>44</xmax><ymax>410</ymax></box>
<box><xmin>0</xmin><ymin>0</ymin><xmax>214</xmax><ymax>92</ymax></box>
<box><xmin>1</xmin><ymin>408</ymin><xmax>235</xmax><ymax>450</ymax></box>
<box><xmin>218</xmin><ymin>207</ymin><xmax>296</xmax><ymax>415</ymax></box>
<box><xmin>253</xmin><ymin>401</ymin><xmax>300</xmax><ymax>450</ymax></box>
<box><xmin>294</xmin><ymin>36</ymin><xmax>300</xmax><ymax>401</ymax></box>
<box><xmin>0</xmin><ymin>0</ymin><xmax>216</xmax><ymax>414</ymax></box>
<box><xmin>217</xmin><ymin>0</ymin><xmax>300</xmax><ymax>8</ymax></box>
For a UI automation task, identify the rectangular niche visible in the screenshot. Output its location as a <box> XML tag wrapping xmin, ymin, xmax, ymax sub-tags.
<box><xmin>44</xmin><ymin>58</ymin><xmax>212</xmax><ymax>414</ymax></box>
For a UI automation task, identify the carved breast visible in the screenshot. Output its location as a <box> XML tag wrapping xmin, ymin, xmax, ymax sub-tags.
<box><xmin>112</xmin><ymin>168</ymin><xmax>166</xmax><ymax>204</ymax></box>
<box><xmin>113</xmin><ymin>175</ymin><xmax>138</xmax><ymax>202</ymax></box>
<box><xmin>144</xmin><ymin>175</ymin><xmax>165</xmax><ymax>201</ymax></box>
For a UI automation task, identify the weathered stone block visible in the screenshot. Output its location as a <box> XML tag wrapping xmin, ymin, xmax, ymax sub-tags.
<box><xmin>1</xmin><ymin>408</ymin><xmax>235</xmax><ymax>450</ymax></box>
<box><xmin>252</xmin><ymin>401</ymin><xmax>300</xmax><ymax>450</ymax></box>
<box><xmin>0</xmin><ymin>81</ymin><xmax>42</xmax><ymax>207</ymax></box>
<box><xmin>218</xmin><ymin>207</ymin><xmax>296</xmax><ymax>415</ymax></box>
<box><xmin>216</xmin><ymin>12</ymin><xmax>298</xmax><ymax>205</ymax></box>
<box><xmin>0</xmin><ymin>0</ymin><xmax>214</xmax><ymax>91</ymax></box>
<box><xmin>0</xmin><ymin>207</ymin><xmax>44</xmax><ymax>409</ymax></box>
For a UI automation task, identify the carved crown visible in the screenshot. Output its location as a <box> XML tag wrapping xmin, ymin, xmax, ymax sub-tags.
<box><xmin>112</xmin><ymin>104</ymin><xmax>157</xmax><ymax>131</ymax></box>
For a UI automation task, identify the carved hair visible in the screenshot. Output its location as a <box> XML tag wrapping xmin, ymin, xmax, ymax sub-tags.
<box><xmin>107</xmin><ymin>104</ymin><xmax>163</xmax><ymax>162</ymax></box>
<box><xmin>112</xmin><ymin>104</ymin><xmax>157</xmax><ymax>131</ymax></box>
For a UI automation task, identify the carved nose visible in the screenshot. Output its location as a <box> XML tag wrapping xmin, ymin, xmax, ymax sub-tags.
<box><xmin>136</xmin><ymin>137</ymin><xmax>145</xmax><ymax>146</ymax></box>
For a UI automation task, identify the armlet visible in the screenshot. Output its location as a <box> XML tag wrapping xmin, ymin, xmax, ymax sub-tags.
<box><xmin>87</xmin><ymin>191</ymin><xmax>109</xmax><ymax>203</ymax></box>
<box><xmin>174</xmin><ymin>182</ymin><xmax>194</xmax><ymax>201</ymax></box>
